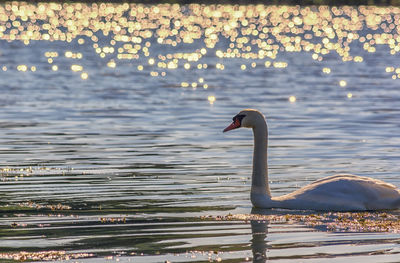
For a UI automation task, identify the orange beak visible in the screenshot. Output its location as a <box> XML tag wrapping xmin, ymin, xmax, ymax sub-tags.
<box><xmin>223</xmin><ymin>119</ymin><xmax>241</xmax><ymax>133</ymax></box>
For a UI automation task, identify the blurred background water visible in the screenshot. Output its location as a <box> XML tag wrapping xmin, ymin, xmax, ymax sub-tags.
<box><xmin>0</xmin><ymin>3</ymin><xmax>400</xmax><ymax>262</ymax></box>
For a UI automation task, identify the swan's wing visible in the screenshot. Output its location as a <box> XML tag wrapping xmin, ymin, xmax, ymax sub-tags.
<box><xmin>279</xmin><ymin>174</ymin><xmax>400</xmax><ymax>210</ymax></box>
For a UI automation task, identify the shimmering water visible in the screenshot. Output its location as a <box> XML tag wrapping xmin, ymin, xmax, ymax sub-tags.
<box><xmin>1</xmin><ymin>3</ymin><xmax>400</xmax><ymax>262</ymax></box>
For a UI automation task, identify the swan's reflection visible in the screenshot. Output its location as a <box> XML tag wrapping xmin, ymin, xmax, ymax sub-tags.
<box><xmin>250</xmin><ymin>208</ymin><xmax>270</xmax><ymax>263</ymax></box>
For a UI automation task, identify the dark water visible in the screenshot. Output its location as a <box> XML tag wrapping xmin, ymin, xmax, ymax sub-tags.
<box><xmin>0</xmin><ymin>3</ymin><xmax>400</xmax><ymax>262</ymax></box>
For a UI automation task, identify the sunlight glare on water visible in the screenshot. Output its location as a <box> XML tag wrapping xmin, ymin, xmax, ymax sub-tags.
<box><xmin>0</xmin><ymin>2</ymin><xmax>400</xmax><ymax>262</ymax></box>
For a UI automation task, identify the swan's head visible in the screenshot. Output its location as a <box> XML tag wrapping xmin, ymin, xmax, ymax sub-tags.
<box><xmin>223</xmin><ymin>109</ymin><xmax>265</xmax><ymax>132</ymax></box>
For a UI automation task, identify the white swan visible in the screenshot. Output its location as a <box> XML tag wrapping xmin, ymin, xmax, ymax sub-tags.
<box><xmin>223</xmin><ymin>109</ymin><xmax>400</xmax><ymax>211</ymax></box>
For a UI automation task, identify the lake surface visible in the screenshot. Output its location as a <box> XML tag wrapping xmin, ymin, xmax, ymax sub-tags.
<box><xmin>0</xmin><ymin>3</ymin><xmax>400</xmax><ymax>262</ymax></box>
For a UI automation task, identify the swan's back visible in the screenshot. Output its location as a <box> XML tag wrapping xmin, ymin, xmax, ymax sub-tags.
<box><xmin>274</xmin><ymin>174</ymin><xmax>400</xmax><ymax>211</ymax></box>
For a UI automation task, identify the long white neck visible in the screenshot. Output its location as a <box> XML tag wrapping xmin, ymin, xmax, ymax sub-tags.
<box><xmin>251</xmin><ymin>117</ymin><xmax>271</xmax><ymax>198</ymax></box>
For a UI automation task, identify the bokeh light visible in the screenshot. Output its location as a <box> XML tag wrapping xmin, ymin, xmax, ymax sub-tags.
<box><xmin>0</xmin><ymin>3</ymin><xmax>399</xmax><ymax>89</ymax></box>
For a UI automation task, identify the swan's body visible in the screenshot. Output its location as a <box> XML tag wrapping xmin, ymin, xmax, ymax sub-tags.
<box><xmin>223</xmin><ymin>109</ymin><xmax>400</xmax><ymax>211</ymax></box>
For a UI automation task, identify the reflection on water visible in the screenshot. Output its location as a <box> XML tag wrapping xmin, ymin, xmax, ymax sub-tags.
<box><xmin>1</xmin><ymin>2</ymin><xmax>400</xmax><ymax>262</ymax></box>
<box><xmin>251</xmin><ymin>220</ymin><xmax>269</xmax><ymax>263</ymax></box>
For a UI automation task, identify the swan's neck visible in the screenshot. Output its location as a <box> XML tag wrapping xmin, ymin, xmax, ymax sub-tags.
<box><xmin>251</xmin><ymin>119</ymin><xmax>271</xmax><ymax>198</ymax></box>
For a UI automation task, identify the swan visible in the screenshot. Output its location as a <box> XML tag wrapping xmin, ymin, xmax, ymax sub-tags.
<box><xmin>223</xmin><ymin>109</ymin><xmax>400</xmax><ymax>211</ymax></box>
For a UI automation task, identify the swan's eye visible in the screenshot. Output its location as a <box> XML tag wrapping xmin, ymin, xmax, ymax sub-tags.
<box><xmin>233</xmin><ymin>114</ymin><xmax>245</xmax><ymax>124</ymax></box>
<box><xmin>223</xmin><ymin>114</ymin><xmax>246</xmax><ymax>132</ymax></box>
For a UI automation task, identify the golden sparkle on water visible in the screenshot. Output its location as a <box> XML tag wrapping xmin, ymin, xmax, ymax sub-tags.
<box><xmin>289</xmin><ymin>95</ymin><xmax>297</xmax><ymax>103</ymax></box>
<box><xmin>0</xmin><ymin>3</ymin><xmax>400</xmax><ymax>89</ymax></box>
<box><xmin>322</xmin><ymin>67</ymin><xmax>331</xmax><ymax>74</ymax></box>
<box><xmin>208</xmin><ymin>95</ymin><xmax>216</xmax><ymax>104</ymax></box>
<box><xmin>17</xmin><ymin>64</ymin><xmax>28</xmax><ymax>72</ymax></box>
<box><xmin>107</xmin><ymin>60</ymin><xmax>116</xmax><ymax>68</ymax></box>
<box><xmin>71</xmin><ymin>64</ymin><xmax>83</xmax><ymax>72</ymax></box>
<box><xmin>81</xmin><ymin>72</ymin><xmax>89</xmax><ymax>80</ymax></box>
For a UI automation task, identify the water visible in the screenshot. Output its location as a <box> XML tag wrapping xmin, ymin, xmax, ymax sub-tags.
<box><xmin>1</xmin><ymin>3</ymin><xmax>400</xmax><ymax>262</ymax></box>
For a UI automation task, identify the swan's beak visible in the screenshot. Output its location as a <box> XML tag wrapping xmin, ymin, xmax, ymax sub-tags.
<box><xmin>223</xmin><ymin>120</ymin><xmax>240</xmax><ymax>133</ymax></box>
